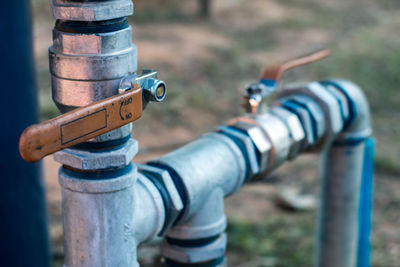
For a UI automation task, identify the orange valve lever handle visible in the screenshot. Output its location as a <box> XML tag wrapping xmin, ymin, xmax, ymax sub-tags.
<box><xmin>259</xmin><ymin>49</ymin><xmax>330</xmax><ymax>83</ymax></box>
<box><xmin>243</xmin><ymin>49</ymin><xmax>330</xmax><ymax>114</ymax></box>
<box><xmin>19</xmin><ymin>84</ymin><xmax>142</xmax><ymax>162</ymax></box>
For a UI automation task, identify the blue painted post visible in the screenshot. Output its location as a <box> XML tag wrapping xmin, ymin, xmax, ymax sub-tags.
<box><xmin>0</xmin><ymin>0</ymin><xmax>50</xmax><ymax>266</ymax></box>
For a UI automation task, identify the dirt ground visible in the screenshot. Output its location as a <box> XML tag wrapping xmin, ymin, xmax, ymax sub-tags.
<box><xmin>32</xmin><ymin>0</ymin><xmax>400</xmax><ymax>266</ymax></box>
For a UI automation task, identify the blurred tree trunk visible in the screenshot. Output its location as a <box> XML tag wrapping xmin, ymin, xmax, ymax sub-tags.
<box><xmin>198</xmin><ymin>0</ymin><xmax>211</xmax><ymax>18</ymax></box>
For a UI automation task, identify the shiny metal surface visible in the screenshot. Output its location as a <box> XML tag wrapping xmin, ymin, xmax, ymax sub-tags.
<box><xmin>60</xmin><ymin>164</ymin><xmax>138</xmax><ymax>267</ymax></box>
<box><xmin>152</xmin><ymin>133</ymin><xmax>247</xmax><ymax>224</ymax></box>
<box><xmin>227</xmin><ymin>118</ymin><xmax>272</xmax><ymax>173</ymax></box>
<box><xmin>329</xmin><ymin>80</ymin><xmax>372</xmax><ymax>140</ymax></box>
<box><xmin>49</xmin><ymin>46</ymin><xmax>137</xmax><ymax>81</ymax></box>
<box><xmin>218</xmin><ymin>126</ymin><xmax>260</xmax><ymax>178</ymax></box>
<box><xmin>60</xmin><ymin>165</ymin><xmax>166</xmax><ymax>267</ymax></box>
<box><xmin>54</xmin><ymin>138</ymin><xmax>138</xmax><ymax>170</ymax></box>
<box><xmin>51</xmin><ymin>0</ymin><xmax>134</xmax><ymax>21</ymax></box>
<box><xmin>251</xmin><ymin>113</ymin><xmax>291</xmax><ymax>170</ymax></box>
<box><xmin>269</xmin><ymin>106</ymin><xmax>305</xmax><ymax>159</ymax></box>
<box><xmin>138</xmin><ymin>164</ymin><xmax>184</xmax><ymax>236</ymax></box>
<box><xmin>288</xmin><ymin>95</ymin><xmax>326</xmax><ymax>139</ymax></box>
<box><xmin>52</xmin><ymin>27</ymin><xmax>133</xmax><ymax>54</ymax></box>
<box><xmin>50</xmin><ymin>21</ymin><xmax>138</xmax><ymax>141</ymax></box>
<box><xmin>278</xmin><ymin>99</ymin><xmax>315</xmax><ymax>148</ymax></box>
<box><xmin>314</xmin><ymin>80</ymin><xmax>373</xmax><ymax>267</ymax></box>
<box><xmin>279</xmin><ymin>82</ymin><xmax>343</xmax><ymax>140</ymax></box>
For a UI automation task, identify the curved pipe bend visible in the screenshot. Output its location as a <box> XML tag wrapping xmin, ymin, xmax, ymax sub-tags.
<box><xmin>322</xmin><ymin>79</ymin><xmax>372</xmax><ymax>140</ymax></box>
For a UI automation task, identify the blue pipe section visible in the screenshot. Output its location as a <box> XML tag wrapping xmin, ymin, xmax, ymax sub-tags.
<box><xmin>357</xmin><ymin>138</ymin><xmax>375</xmax><ymax>267</ymax></box>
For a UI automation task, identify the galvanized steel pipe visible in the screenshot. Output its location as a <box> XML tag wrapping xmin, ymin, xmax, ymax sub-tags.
<box><xmin>46</xmin><ymin>1</ymin><xmax>374</xmax><ymax>266</ymax></box>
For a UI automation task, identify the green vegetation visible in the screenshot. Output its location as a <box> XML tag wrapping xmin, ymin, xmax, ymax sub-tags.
<box><xmin>227</xmin><ymin>215</ymin><xmax>315</xmax><ymax>266</ymax></box>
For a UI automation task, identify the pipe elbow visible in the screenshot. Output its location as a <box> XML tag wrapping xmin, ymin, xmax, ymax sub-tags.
<box><xmin>323</xmin><ymin>80</ymin><xmax>372</xmax><ymax>141</ymax></box>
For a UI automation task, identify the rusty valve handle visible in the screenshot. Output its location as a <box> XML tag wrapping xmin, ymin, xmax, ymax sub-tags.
<box><xmin>243</xmin><ymin>49</ymin><xmax>330</xmax><ymax>113</ymax></box>
<box><xmin>19</xmin><ymin>84</ymin><xmax>143</xmax><ymax>162</ymax></box>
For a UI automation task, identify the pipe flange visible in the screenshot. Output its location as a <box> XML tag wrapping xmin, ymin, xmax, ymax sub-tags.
<box><xmin>54</xmin><ymin>138</ymin><xmax>138</xmax><ymax>170</ymax></box>
<box><xmin>137</xmin><ymin>164</ymin><xmax>184</xmax><ymax>236</ymax></box>
<box><xmin>51</xmin><ymin>0</ymin><xmax>134</xmax><ymax>21</ymax></box>
<box><xmin>161</xmin><ymin>234</ymin><xmax>227</xmax><ymax>264</ymax></box>
<box><xmin>269</xmin><ymin>106</ymin><xmax>305</xmax><ymax>160</ymax></box>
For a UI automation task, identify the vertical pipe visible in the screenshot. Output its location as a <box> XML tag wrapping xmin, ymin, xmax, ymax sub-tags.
<box><xmin>316</xmin><ymin>140</ymin><xmax>367</xmax><ymax>267</ymax></box>
<box><xmin>357</xmin><ymin>138</ymin><xmax>375</xmax><ymax>267</ymax></box>
<box><xmin>0</xmin><ymin>0</ymin><xmax>50</xmax><ymax>266</ymax></box>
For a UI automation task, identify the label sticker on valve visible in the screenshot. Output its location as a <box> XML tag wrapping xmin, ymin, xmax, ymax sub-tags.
<box><xmin>60</xmin><ymin>109</ymin><xmax>107</xmax><ymax>145</ymax></box>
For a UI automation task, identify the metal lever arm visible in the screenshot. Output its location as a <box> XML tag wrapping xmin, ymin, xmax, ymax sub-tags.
<box><xmin>243</xmin><ymin>49</ymin><xmax>330</xmax><ymax>114</ymax></box>
<box><xmin>259</xmin><ymin>49</ymin><xmax>330</xmax><ymax>83</ymax></box>
<box><xmin>19</xmin><ymin>84</ymin><xmax>142</xmax><ymax>162</ymax></box>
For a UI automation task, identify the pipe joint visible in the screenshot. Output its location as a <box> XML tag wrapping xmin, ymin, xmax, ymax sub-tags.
<box><xmin>320</xmin><ymin>80</ymin><xmax>372</xmax><ymax>142</ymax></box>
<box><xmin>151</xmin><ymin>133</ymin><xmax>246</xmax><ymax>224</ymax></box>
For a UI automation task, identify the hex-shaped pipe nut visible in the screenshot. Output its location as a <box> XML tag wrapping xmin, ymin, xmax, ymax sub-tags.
<box><xmin>54</xmin><ymin>138</ymin><xmax>138</xmax><ymax>170</ymax></box>
<box><xmin>270</xmin><ymin>106</ymin><xmax>305</xmax><ymax>159</ymax></box>
<box><xmin>227</xmin><ymin>118</ymin><xmax>272</xmax><ymax>173</ymax></box>
<box><xmin>277</xmin><ymin>100</ymin><xmax>315</xmax><ymax>148</ymax></box>
<box><xmin>51</xmin><ymin>0</ymin><xmax>133</xmax><ymax>21</ymax></box>
<box><xmin>52</xmin><ymin>27</ymin><xmax>133</xmax><ymax>55</ymax></box>
<box><xmin>279</xmin><ymin>82</ymin><xmax>343</xmax><ymax>138</ymax></box>
<box><xmin>286</xmin><ymin>95</ymin><xmax>326</xmax><ymax>140</ymax></box>
<box><xmin>218</xmin><ymin>126</ymin><xmax>260</xmax><ymax>178</ymax></box>
<box><xmin>137</xmin><ymin>164</ymin><xmax>184</xmax><ymax>236</ymax></box>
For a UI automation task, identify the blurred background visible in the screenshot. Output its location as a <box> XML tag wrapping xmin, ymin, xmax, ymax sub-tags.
<box><xmin>31</xmin><ymin>0</ymin><xmax>399</xmax><ymax>266</ymax></box>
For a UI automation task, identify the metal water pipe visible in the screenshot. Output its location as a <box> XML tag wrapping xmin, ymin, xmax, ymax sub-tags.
<box><xmin>154</xmin><ymin>80</ymin><xmax>373</xmax><ymax>267</ymax></box>
<box><xmin>17</xmin><ymin>1</ymin><xmax>374</xmax><ymax>266</ymax></box>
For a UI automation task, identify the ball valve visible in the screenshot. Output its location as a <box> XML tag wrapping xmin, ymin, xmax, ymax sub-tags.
<box><xmin>242</xmin><ymin>49</ymin><xmax>330</xmax><ymax>114</ymax></box>
<box><xmin>19</xmin><ymin>70</ymin><xmax>166</xmax><ymax>162</ymax></box>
